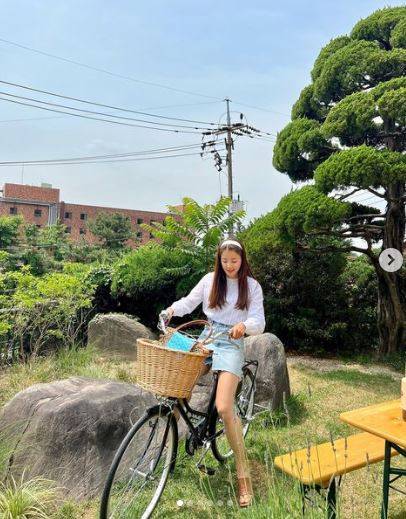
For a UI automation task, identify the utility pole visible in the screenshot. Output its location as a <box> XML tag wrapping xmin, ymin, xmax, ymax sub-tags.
<box><xmin>225</xmin><ymin>98</ymin><xmax>234</xmax><ymax>235</ymax></box>
<box><xmin>225</xmin><ymin>98</ymin><xmax>233</xmax><ymax>202</ymax></box>
<box><xmin>201</xmin><ymin>99</ymin><xmax>264</xmax><ymax>235</ymax></box>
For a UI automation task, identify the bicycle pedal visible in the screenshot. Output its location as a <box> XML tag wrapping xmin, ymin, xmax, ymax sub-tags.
<box><xmin>197</xmin><ymin>464</ymin><xmax>216</xmax><ymax>476</ymax></box>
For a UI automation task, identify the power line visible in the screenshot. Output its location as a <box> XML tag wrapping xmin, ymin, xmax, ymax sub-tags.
<box><xmin>0</xmin><ymin>101</ymin><xmax>222</xmax><ymax>124</ymax></box>
<box><xmin>245</xmin><ymin>137</ymin><xmax>276</xmax><ymax>145</ymax></box>
<box><xmin>229</xmin><ymin>124</ymin><xmax>277</xmax><ymax>138</ymax></box>
<box><xmin>236</xmin><ymin>132</ymin><xmax>276</xmax><ymax>142</ymax></box>
<box><xmin>0</xmin><ymin>38</ymin><xmax>222</xmax><ymax>101</ymax></box>
<box><xmin>0</xmin><ymin>96</ymin><xmax>202</xmax><ymax>134</ymax></box>
<box><xmin>234</xmin><ymin>131</ymin><xmax>276</xmax><ymax>140</ymax></box>
<box><xmin>0</xmin><ymin>115</ymin><xmax>65</xmax><ymax>123</ymax></box>
<box><xmin>0</xmin><ymin>90</ymin><xmax>213</xmax><ymax>130</ymax></box>
<box><xmin>231</xmin><ymin>100</ymin><xmax>290</xmax><ymax>118</ymax></box>
<box><xmin>0</xmin><ymin>40</ymin><xmax>289</xmax><ymax>119</ymax></box>
<box><xmin>340</xmin><ymin>188</ymin><xmax>387</xmax><ymax>205</ymax></box>
<box><xmin>0</xmin><ymin>149</ymin><xmax>225</xmax><ymax>167</ymax></box>
<box><xmin>348</xmin><ymin>194</ymin><xmax>386</xmax><ymax>205</ymax></box>
<box><xmin>0</xmin><ymin>142</ymin><xmax>219</xmax><ymax>165</ymax></box>
<box><xmin>0</xmin><ymin>79</ymin><xmax>218</xmax><ymax>126</ymax></box>
<box><xmin>258</xmin><ymin>130</ymin><xmax>278</xmax><ymax>137</ymax></box>
<box><xmin>354</xmin><ymin>196</ymin><xmax>381</xmax><ymax>204</ymax></box>
<box><xmin>138</xmin><ymin>100</ymin><xmax>221</xmax><ymax>111</ymax></box>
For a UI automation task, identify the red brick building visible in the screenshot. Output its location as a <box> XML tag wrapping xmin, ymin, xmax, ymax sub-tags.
<box><xmin>0</xmin><ymin>183</ymin><xmax>172</xmax><ymax>246</ymax></box>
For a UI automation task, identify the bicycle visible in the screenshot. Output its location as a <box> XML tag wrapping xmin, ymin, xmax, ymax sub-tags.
<box><xmin>99</xmin><ymin>317</ymin><xmax>258</xmax><ymax>519</ymax></box>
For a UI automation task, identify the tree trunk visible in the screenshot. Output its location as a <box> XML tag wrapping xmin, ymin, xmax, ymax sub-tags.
<box><xmin>375</xmin><ymin>180</ymin><xmax>405</xmax><ymax>355</ymax></box>
<box><xmin>375</xmin><ymin>268</ymin><xmax>405</xmax><ymax>355</ymax></box>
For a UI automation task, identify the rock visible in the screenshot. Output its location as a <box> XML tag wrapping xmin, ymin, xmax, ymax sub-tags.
<box><xmin>189</xmin><ymin>371</ymin><xmax>213</xmax><ymax>411</ymax></box>
<box><xmin>0</xmin><ymin>377</ymin><xmax>156</xmax><ymax>500</ymax></box>
<box><xmin>87</xmin><ymin>313</ymin><xmax>155</xmax><ymax>360</ymax></box>
<box><xmin>244</xmin><ymin>333</ymin><xmax>291</xmax><ymax>409</ymax></box>
<box><xmin>188</xmin><ymin>333</ymin><xmax>290</xmax><ymax>412</ymax></box>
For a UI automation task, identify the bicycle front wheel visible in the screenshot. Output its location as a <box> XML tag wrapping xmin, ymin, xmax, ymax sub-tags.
<box><xmin>100</xmin><ymin>405</ymin><xmax>178</xmax><ymax>519</ymax></box>
<box><xmin>211</xmin><ymin>367</ymin><xmax>255</xmax><ymax>462</ymax></box>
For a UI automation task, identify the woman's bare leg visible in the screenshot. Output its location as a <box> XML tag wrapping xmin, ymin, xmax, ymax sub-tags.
<box><xmin>215</xmin><ymin>371</ymin><xmax>252</xmax><ymax>502</ymax></box>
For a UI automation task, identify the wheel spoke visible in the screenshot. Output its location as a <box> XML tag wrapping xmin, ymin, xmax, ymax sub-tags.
<box><xmin>100</xmin><ymin>409</ymin><xmax>176</xmax><ymax>519</ymax></box>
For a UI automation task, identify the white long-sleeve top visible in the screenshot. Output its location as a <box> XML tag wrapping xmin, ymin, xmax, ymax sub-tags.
<box><xmin>170</xmin><ymin>272</ymin><xmax>265</xmax><ymax>336</ymax></box>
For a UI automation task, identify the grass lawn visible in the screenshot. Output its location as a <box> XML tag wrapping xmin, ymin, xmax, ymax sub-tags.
<box><xmin>0</xmin><ymin>347</ymin><xmax>405</xmax><ymax>518</ymax></box>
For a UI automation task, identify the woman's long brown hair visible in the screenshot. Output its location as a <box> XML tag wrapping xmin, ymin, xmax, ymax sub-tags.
<box><xmin>208</xmin><ymin>239</ymin><xmax>255</xmax><ymax>310</ymax></box>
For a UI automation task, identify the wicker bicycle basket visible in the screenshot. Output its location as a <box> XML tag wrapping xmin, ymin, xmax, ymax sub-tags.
<box><xmin>136</xmin><ymin>320</ymin><xmax>212</xmax><ymax>399</ymax></box>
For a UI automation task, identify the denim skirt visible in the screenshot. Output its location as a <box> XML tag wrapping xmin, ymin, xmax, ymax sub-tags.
<box><xmin>198</xmin><ymin>320</ymin><xmax>245</xmax><ymax>379</ymax></box>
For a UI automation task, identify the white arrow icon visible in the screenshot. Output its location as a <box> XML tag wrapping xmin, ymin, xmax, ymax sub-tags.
<box><xmin>379</xmin><ymin>248</ymin><xmax>404</xmax><ymax>272</ymax></box>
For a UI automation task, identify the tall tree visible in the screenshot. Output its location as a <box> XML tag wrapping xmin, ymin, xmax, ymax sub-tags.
<box><xmin>272</xmin><ymin>7</ymin><xmax>406</xmax><ymax>355</ymax></box>
<box><xmin>143</xmin><ymin>197</ymin><xmax>245</xmax><ymax>276</ymax></box>
<box><xmin>88</xmin><ymin>212</ymin><xmax>133</xmax><ymax>250</ymax></box>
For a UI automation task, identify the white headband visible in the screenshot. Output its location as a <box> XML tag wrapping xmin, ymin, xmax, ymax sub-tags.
<box><xmin>220</xmin><ymin>239</ymin><xmax>242</xmax><ymax>249</ymax></box>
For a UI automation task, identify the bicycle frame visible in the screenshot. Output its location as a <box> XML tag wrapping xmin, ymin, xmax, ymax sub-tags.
<box><xmin>163</xmin><ymin>371</ymin><xmax>219</xmax><ymax>453</ymax></box>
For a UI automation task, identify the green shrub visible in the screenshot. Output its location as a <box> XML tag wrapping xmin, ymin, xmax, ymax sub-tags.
<box><xmin>0</xmin><ymin>474</ymin><xmax>58</xmax><ymax>519</ymax></box>
<box><xmin>64</xmin><ymin>242</ymin><xmax>120</xmax><ymax>264</ymax></box>
<box><xmin>0</xmin><ymin>268</ymin><xmax>96</xmax><ymax>362</ymax></box>
<box><xmin>0</xmin><ymin>251</ymin><xmax>17</xmax><ymax>273</ymax></box>
<box><xmin>111</xmin><ymin>244</ymin><xmax>196</xmax><ymax>327</ymax></box>
<box><xmin>0</xmin><ymin>216</ymin><xmax>22</xmax><ymax>249</ymax></box>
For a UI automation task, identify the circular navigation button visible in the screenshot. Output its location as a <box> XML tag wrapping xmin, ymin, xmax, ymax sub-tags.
<box><xmin>379</xmin><ymin>248</ymin><xmax>404</xmax><ymax>272</ymax></box>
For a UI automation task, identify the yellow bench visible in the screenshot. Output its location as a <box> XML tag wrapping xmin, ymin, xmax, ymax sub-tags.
<box><xmin>274</xmin><ymin>432</ymin><xmax>399</xmax><ymax>519</ymax></box>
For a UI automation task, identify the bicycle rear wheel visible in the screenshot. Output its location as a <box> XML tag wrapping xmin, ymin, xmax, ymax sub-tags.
<box><xmin>99</xmin><ymin>405</ymin><xmax>178</xmax><ymax>519</ymax></box>
<box><xmin>211</xmin><ymin>367</ymin><xmax>255</xmax><ymax>462</ymax></box>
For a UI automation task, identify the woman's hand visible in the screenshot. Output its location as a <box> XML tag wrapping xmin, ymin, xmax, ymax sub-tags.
<box><xmin>165</xmin><ymin>307</ymin><xmax>174</xmax><ymax>322</ymax></box>
<box><xmin>159</xmin><ymin>307</ymin><xmax>174</xmax><ymax>328</ymax></box>
<box><xmin>229</xmin><ymin>322</ymin><xmax>246</xmax><ymax>339</ymax></box>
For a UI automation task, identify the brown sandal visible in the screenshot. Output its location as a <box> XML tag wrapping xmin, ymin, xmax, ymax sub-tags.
<box><xmin>238</xmin><ymin>477</ymin><xmax>253</xmax><ymax>508</ymax></box>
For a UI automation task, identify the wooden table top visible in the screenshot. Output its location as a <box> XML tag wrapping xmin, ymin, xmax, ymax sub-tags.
<box><xmin>340</xmin><ymin>399</ymin><xmax>406</xmax><ymax>450</ymax></box>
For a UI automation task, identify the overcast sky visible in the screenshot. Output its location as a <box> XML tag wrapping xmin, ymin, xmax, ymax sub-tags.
<box><xmin>0</xmin><ymin>1</ymin><xmax>401</xmax><ymax>222</ymax></box>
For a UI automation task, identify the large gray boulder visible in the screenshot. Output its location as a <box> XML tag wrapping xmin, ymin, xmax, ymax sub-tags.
<box><xmin>244</xmin><ymin>333</ymin><xmax>290</xmax><ymax>409</ymax></box>
<box><xmin>88</xmin><ymin>313</ymin><xmax>155</xmax><ymax>360</ymax></box>
<box><xmin>189</xmin><ymin>333</ymin><xmax>290</xmax><ymax>412</ymax></box>
<box><xmin>0</xmin><ymin>377</ymin><xmax>156</xmax><ymax>499</ymax></box>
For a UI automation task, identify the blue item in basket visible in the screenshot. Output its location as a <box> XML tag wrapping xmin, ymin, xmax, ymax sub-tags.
<box><xmin>166</xmin><ymin>332</ymin><xmax>195</xmax><ymax>352</ymax></box>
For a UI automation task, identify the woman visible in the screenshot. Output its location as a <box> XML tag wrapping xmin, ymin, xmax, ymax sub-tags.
<box><xmin>164</xmin><ymin>238</ymin><xmax>265</xmax><ymax>507</ymax></box>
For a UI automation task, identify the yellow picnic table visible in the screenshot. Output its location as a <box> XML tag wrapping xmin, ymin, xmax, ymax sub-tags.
<box><xmin>340</xmin><ymin>399</ymin><xmax>406</xmax><ymax>519</ymax></box>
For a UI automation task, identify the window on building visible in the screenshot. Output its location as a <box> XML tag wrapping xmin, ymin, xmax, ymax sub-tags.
<box><xmin>80</xmin><ymin>213</ymin><xmax>88</xmax><ymax>221</ymax></box>
<box><xmin>34</xmin><ymin>209</ymin><xmax>42</xmax><ymax>217</ymax></box>
<box><xmin>136</xmin><ymin>231</ymin><xmax>142</xmax><ymax>239</ymax></box>
<box><xmin>64</xmin><ymin>212</ymin><xmax>72</xmax><ymax>219</ymax></box>
<box><xmin>65</xmin><ymin>226</ymin><xmax>71</xmax><ymax>234</ymax></box>
<box><xmin>137</xmin><ymin>218</ymin><xmax>143</xmax><ymax>225</ymax></box>
<box><xmin>149</xmin><ymin>232</ymin><xmax>154</xmax><ymax>239</ymax></box>
<box><xmin>9</xmin><ymin>207</ymin><xmax>17</xmax><ymax>215</ymax></box>
<box><xmin>79</xmin><ymin>228</ymin><xmax>86</xmax><ymax>235</ymax></box>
